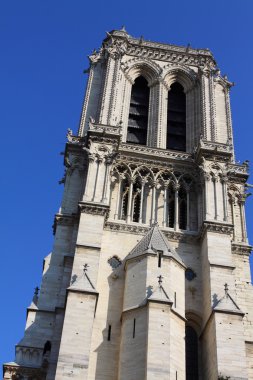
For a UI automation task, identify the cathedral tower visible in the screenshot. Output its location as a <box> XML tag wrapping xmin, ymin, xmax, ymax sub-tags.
<box><xmin>3</xmin><ymin>29</ymin><xmax>253</xmax><ymax>380</ymax></box>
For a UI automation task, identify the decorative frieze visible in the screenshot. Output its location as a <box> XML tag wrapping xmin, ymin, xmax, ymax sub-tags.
<box><xmin>104</xmin><ymin>220</ymin><xmax>199</xmax><ymax>243</ymax></box>
<box><xmin>200</xmin><ymin>221</ymin><xmax>233</xmax><ymax>238</ymax></box>
<box><xmin>120</xmin><ymin>142</ymin><xmax>193</xmax><ymax>161</ymax></box>
<box><xmin>232</xmin><ymin>243</ymin><xmax>252</xmax><ymax>256</ymax></box>
<box><xmin>79</xmin><ymin>201</ymin><xmax>109</xmax><ymax>217</ymax></box>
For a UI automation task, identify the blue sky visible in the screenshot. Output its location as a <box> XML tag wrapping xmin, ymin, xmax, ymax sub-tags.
<box><xmin>1</xmin><ymin>0</ymin><xmax>253</xmax><ymax>365</ymax></box>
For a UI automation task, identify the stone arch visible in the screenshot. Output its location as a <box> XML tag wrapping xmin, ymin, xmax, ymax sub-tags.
<box><xmin>122</xmin><ymin>58</ymin><xmax>162</xmax><ymax>86</ymax></box>
<box><xmin>162</xmin><ymin>64</ymin><xmax>197</xmax><ymax>92</ymax></box>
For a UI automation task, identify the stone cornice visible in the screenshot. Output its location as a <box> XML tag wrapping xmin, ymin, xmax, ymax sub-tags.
<box><xmin>88</xmin><ymin>122</ymin><xmax>122</xmax><ymax>142</ymax></box>
<box><xmin>195</xmin><ymin>139</ymin><xmax>233</xmax><ymax>163</ymax></box>
<box><xmin>200</xmin><ymin>221</ymin><xmax>234</xmax><ymax>238</ymax></box>
<box><xmin>102</xmin><ymin>30</ymin><xmax>216</xmax><ymax>68</ymax></box>
<box><xmin>120</xmin><ymin>143</ymin><xmax>194</xmax><ymax>163</ymax></box>
<box><xmin>232</xmin><ymin>243</ymin><xmax>252</xmax><ymax>256</ymax></box>
<box><xmin>104</xmin><ymin>220</ymin><xmax>199</xmax><ymax>243</ymax></box>
<box><xmin>79</xmin><ymin>201</ymin><xmax>110</xmax><ymax>217</ymax></box>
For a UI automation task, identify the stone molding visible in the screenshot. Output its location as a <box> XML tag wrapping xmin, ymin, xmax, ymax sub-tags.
<box><xmin>79</xmin><ymin>201</ymin><xmax>110</xmax><ymax>217</ymax></box>
<box><xmin>200</xmin><ymin>221</ymin><xmax>234</xmax><ymax>238</ymax></box>
<box><xmin>120</xmin><ymin>143</ymin><xmax>193</xmax><ymax>162</ymax></box>
<box><xmin>53</xmin><ymin>213</ymin><xmax>79</xmax><ymax>235</ymax></box>
<box><xmin>88</xmin><ymin>122</ymin><xmax>122</xmax><ymax>137</ymax></box>
<box><xmin>232</xmin><ymin>243</ymin><xmax>252</xmax><ymax>256</ymax></box>
<box><xmin>104</xmin><ymin>220</ymin><xmax>199</xmax><ymax>243</ymax></box>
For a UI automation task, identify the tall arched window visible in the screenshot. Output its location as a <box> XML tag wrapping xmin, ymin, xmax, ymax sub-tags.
<box><xmin>167</xmin><ymin>82</ymin><xmax>186</xmax><ymax>151</ymax></box>
<box><xmin>185</xmin><ymin>326</ymin><xmax>199</xmax><ymax>380</ymax></box>
<box><xmin>127</xmin><ymin>76</ymin><xmax>149</xmax><ymax>145</ymax></box>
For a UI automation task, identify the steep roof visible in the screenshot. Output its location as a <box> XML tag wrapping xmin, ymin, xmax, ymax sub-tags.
<box><xmin>126</xmin><ymin>224</ymin><xmax>185</xmax><ymax>267</ymax></box>
<box><xmin>213</xmin><ymin>287</ymin><xmax>244</xmax><ymax>316</ymax></box>
<box><xmin>148</xmin><ymin>284</ymin><xmax>173</xmax><ymax>305</ymax></box>
<box><xmin>68</xmin><ymin>270</ymin><xmax>98</xmax><ymax>295</ymax></box>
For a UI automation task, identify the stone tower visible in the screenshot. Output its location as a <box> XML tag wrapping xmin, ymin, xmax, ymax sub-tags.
<box><xmin>3</xmin><ymin>29</ymin><xmax>253</xmax><ymax>380</ymax></box>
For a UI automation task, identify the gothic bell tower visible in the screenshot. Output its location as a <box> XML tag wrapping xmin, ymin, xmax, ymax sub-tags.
<box><xmin>4</xmin><ymin>28</ymin><xmax>253</xmax><ymax>380</ymax></box>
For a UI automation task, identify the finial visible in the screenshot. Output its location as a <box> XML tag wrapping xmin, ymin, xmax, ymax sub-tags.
<box><xmin>32</xmin><ymin>286</ymin><xmax>40</xmax><ymax>305</ymax></box>
<box><xmin>34</xmin><ymin>286</ymin><xmax>40</xmax><ymax>296</ymax></box>
<box><xmin>139</xmin><ymin>35</ymin><xmax>144</xmax><ymax>45</ymax></box>
<box><xmin>224</xmin><ymin>283</ymin><xmax>229</xmax><ymax>295</ymax></box>
<box><xmin>158</xmin><ymin>275</ymin><xmax>163</xmax><ymax>286</ymax></box>
<box><xmin>83</xmin><ymin>264</ymin><xmax>89</xmax><ymax>273</ymax></box>
<box><xmin>121</xmin><ymin>25</ymin><xmax>126</xmax><ymax>32</ymax></box>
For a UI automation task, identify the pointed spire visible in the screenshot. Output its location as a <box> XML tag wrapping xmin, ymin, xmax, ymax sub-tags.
<box><xmin>213</xmin><ymin>283</ymin><xmax>244</xmax><ymax>315</ymax></box>
<box><xmin>127</xmin><ymin>224</ymin><xmax>185</xmax><ymax>267</ymax></box>
<box><xmin>148</xmin><ymin>275</ymin><xmax>172</xmax><ymax>305</ymax></box>
<box><xmin>68</xmin><ymin>264</ymin><xmax>98</xmax><ymax>295</ymax></box>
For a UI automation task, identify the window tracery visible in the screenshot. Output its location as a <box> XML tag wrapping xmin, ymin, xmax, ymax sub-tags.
<box><xmin>111</xmin><ymin>163</ymin><xmax>198</xmax><ymax>231</ymax></box>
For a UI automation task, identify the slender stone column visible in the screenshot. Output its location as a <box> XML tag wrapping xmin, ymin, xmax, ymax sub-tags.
<box><xmin>230</xmin><ymin>195</ymin><xmax>236</xmax><ymax>240</ymax></box>
<box><xmin>239</xmin><ymin>198</ymin><xmax>247</xmax><ymax>243</ymax></box>
<box><xmin>83</xmin><ymin>154</ymin><xmax>95</xmax><ymax>201</ymax></box>
<box><xmin>151</xmin><ymin>181</ymin><xmax>157</xmax><ymax>224</ymax></box>
<box><xmin>114</xmin><ymin>176</ymin><xmax>123</xmax><ymax>220</ymax></box>
<box><xmin>126</xmin><ymin>180</ymin><xmax>133</xmax><ymax>223</ymax></box>
<box><xmin>174</xmin><ymin>184</ymin><xmax>180</xmax><ymax>231</ymax></box>
<box><xmin>101</xmin><ymin>157</ymin><xmax>111</xmax><ymax>203</ymax></box>
<box><xmin>221</xmin><ymin>176</ymin><xmax>228</xmax><ymax>222</ymax></box>
<box><xmin>186</xmin><ymin>188</ymin><xmax>190</xmax><ymax>231</ymax></box>
<box><xmin>212</xmin><ymin>175</ymin><xmax>218</xmax><ymax>220</ymax></box>
<box><xmin>203</xmin><ymin>172</ymin><xmax>211</xmax><ymax>220</ymax></box>
<box><xmin>139</xmin><ymin>180</ymin><xmax>146</xmax><ymax>224</ymax></box>
<box><xmin>162</xmin><ymin>185</ymin><xmax>168</xmax><ymax>227</ymax></box>
<box><xmin>92</xmin><ymin>156</ymin><xmax>102</xmax><ymax>202</ymax></box>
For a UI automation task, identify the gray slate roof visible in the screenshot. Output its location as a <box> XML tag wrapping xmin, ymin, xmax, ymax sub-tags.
<box><xmin>127</xmin><ymin>224</ymin><xmax>185</xmax><ymax>266</ymax></box>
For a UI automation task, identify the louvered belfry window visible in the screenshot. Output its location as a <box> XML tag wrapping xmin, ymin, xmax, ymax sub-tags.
<box><xmin>167</xmin><ymin>82</ymin><xmax>186</xmax><ymax>151</ymax></box>
<box><xmin>127</xmin><ymin>76</ymin><xmax>149</xmax><ymax>145</ymax></box>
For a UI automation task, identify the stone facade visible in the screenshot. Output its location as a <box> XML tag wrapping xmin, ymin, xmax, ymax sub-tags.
<box><xmin>3</xmin><ymin>28</ymin><xmax>253</xmax><ymax>380</ymax></box>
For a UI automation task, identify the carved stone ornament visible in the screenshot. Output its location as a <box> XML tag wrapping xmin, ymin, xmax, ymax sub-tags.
<box><xmin>3</xmin><ymin>363</ymin><xmax>46</xmax><ymax>380</ymax></box>
<box><xmin>79</xmin><ymin>202</ymin><xmax>110</xmax><ymax>217</ymax></box>
<box><xmin>120</xmin><ymin>143</ymin><xmax>193</xmax><ymax>162</ymax></box>
<box><xmin>231</xmin><ymin>243</ymin><xmax>252</xmax><ymax>256</ymax></box>
<box><xmin>200</xmin><ymin>221</ymin><xmax>234</xmax><ymax>238</ymax></box>
<box><xmin>67</xmin><ymin>128</ymin><xmax>84</xmax><ymax>144</ymax></box>
<box><xmin>103</xmin><ymin>33</ymin><xmax>128</xmax><ymax>59</ymax></box>
<box><xmin>104</xmin><ymin>221</ymin><xmax>199</xmax><ymax>243</ymax></box>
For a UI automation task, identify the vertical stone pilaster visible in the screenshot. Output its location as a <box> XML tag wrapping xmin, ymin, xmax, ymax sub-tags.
<box><xmin>157</xmin><ymin>81</ymin><xmax>168</xmax><ymax>149</ymax></box>
<box><xmin>147</xmin><ymin>81</ymin><xmax>159</xmax><ymax>147</ymax></box>
<box><xmin>99</xmin><ymin>56</ymin><xmax>116</xmax><ymax>124</ymax></box>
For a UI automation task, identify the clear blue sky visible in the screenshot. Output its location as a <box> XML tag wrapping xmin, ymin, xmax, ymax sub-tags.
<box><xmin>1</xmin><ymin>0</ymin><xmax>253</xmax><ymax>365</ymax></box>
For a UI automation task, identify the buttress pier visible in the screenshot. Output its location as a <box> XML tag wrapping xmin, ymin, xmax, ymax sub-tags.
<box><xmin>4</xmin><ymin>28</ymin><xmax>253</xmax><ymax>380</ymax></box>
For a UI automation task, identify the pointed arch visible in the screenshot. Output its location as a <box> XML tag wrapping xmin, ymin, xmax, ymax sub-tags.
<box><xmin>123</xmin><ymin>58</ymin><xmax>161</xmax><ymax>86</ymax></box>
<box><xmin>162</xmin><ymin>65</ymin><xmax>197</xmax><ymax>92</ymax></box>
<box><xmin>127</xmin><ymin>76</ymin><xmax>150</xmax><ymax>145</ymax></box>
